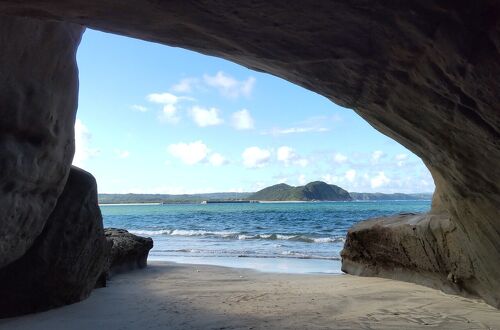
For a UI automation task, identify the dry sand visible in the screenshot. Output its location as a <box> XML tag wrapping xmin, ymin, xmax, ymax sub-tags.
<box><xmin>1</xmin><ymin>261</ymin><xmax>499</xmax><ymax>329</ymax></box>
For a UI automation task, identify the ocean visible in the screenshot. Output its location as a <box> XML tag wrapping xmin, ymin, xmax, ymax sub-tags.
<box><xmin>101</xmin><ymin>200</ymin><xmax>431</xmax><ymax>274</ymax></box>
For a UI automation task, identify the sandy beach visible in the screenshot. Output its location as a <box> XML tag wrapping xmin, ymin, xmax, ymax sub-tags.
<box><xmin>1</xmin><ymin>261</ymin><xmax>499</xmax><ymax>330</ymax></box>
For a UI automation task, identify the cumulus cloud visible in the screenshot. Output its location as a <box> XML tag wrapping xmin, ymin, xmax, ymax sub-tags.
<box><xmin>277</xmin><ymin>146</ymin><xmax>296</xmax><ymax>165</ymax></box>
<box><xmin>171</xmin><ymin>77</ymin><xmax>199</xmax><ymax>93</ymax></box>
<box><xmin>333</xmin><ymin>153</ymin><xmax>348</xmax><ymax>164</ymax></box>
<box><xmin>395</xmin><ymin>153</ymin><xmax>409</xmax><ymax>166</ymax></box>
<box><xmin>189</xmin><ymin>106</ymin><xmax>223</xmax><ymax>127</ymax></box>
<box><xmin>371</xmin><ymin>150</ymin><xmax>386</xmax><ymax>164</ymax></box>
<box><xmin>167</xmin><ymin>141</ymin><xmax>209</xmax><ymax>165</ymax></box>
<box><xmin>231</xmin><ymin>109</ymin><xmax>255</xmax><ymax>130</ymax></box>
<box><xmin>160</xmin><ymin>104</ymin><xmax>180</xmax><ymax>124</ymax></box>
<box><xmin>298</xmin><ymin>174</ymin><xmax>307</xmax><ymax>185</ymax></box>
<box><xmin>147</xmin><ymin>92</ymin><xmax>186</xmax><ymax>124</ymax></box>
<box><xmin>131</xmin><ymin>104</ymin><xmax>148</xmax><ymax>112</ymax></box>
<box><xmin>203</xmin><ymin>71</ymin><xmax>255</xmax><ymax>98</ymax></box>
<box><xmin>147</xmin><ymin>92</ymin><xmax>195</xmax><ymax>124</ymax></box>
<box><xmin>277</xmin><ymin>146</ymin><xmax>309</xmax><ymax>167</ymax></box>
<box><xmin>73</xmin><ymin>119</ymin><xmax>99</xmax><ymax>168</ymax></box>
<box><xmin>147</xmin><ymin>92</ymin><xmax>179</xmax><ymax>104</ymax></box>
<box><xmin>242</xmin><ymin>147</ymin><xmax>271</xmax><ymax>168</ymax></box>
<box><xmin>370</xmin><ymin>171</ymin><xmax>391</xmax><ymax>189</ymax></box>
<box><xmin>209</xmin><ymin>153</ymin><xmax>228</xmax><ymax>167</ymax></box>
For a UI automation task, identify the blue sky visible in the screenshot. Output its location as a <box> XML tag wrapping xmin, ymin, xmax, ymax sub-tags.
<box><xmin>74</xmin><ymin>29</ymin><xmax>434</xmax><ymax>194</ymax></box>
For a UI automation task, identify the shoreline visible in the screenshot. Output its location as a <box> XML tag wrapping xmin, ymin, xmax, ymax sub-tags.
<box><xmin>99</xmin><ymin>199</ymin><xmax>432</xmax><ymax>206</ymax></box>
<box><xmin>2</xmin><ymin>261</ymin><xmax>499</xmax><ymax>329</ymax></box>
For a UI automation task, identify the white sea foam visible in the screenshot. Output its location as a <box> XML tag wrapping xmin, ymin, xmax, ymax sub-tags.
<box><xmin>129</xmin><ymin>229</ymin><xmax>172</xmax><ymax>236</ymax></box>
<box><xmin>170</xmin><ymin>229</ymin><xmax>238</xmax><ymax>237</ymax></box>
<box><xmin>130</xmin><ymin>229</ymin><xmax>344</xmax><ymax>244</ymax></box>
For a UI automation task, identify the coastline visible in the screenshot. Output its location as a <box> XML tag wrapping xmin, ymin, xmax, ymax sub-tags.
<box><xmin>98</xmin><ymin>199</ymin><xmax>433</xmax><ymax>206</ymax></box>
<box><xmin>2</xmin><ymin>261</ymin><xmax>499</xmax><ymax>329</ymax></box>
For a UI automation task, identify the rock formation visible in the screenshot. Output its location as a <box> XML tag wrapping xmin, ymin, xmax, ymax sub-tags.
<box><xmin>0</xmin><ymin>167</ymin><xmax>106</xmax><ymax>318</ymax></box>
<box><xmin>0</xmin><ymin>15</ymin><xmax>83</xmax><ymax>268</ymax></box>
<box><xmin>0</xmin><ymin>0</ymin><xmax>498</xmax><ymax>307</ymax></box>
<box><xmin>103</xmin><ymin>228</ymin><xmax>153</xmax><ymax>278</ymax></box>
<box><xmin>341</xmin><ymin>213</ymin><xmax>477</xmax><ymax>298</ymax></box>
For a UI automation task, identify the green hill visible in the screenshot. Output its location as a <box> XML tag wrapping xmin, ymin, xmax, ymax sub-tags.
<box><xmin>249</xmin><ymin>181</ymin><xmax>352</xmax><ymax>201</ymax></box>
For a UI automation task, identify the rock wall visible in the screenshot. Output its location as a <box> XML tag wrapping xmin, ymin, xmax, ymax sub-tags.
<box><xmin>0</xmin><ymin>15</ymin><xmax>83</xmax><ymax>267</ymax></box>
<box><xmin>0</xmin><ymin>167</ymin><xmax>106</xmax><ymax>318</ymax></box>
<box><xmin>0</xmin><ymin>1</ymin><xmax>498</xmax><ymax>306</ymax></box>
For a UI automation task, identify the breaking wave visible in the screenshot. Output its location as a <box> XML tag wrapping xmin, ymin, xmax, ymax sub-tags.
<box><xmin>129</xmin><ymin>229</ymin><xmax>344</xmax><ymax>243</ymax></box>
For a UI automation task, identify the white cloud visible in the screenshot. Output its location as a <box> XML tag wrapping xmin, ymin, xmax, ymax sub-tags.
<box><xmin>262</xmin><ymin>127</ymin><xmax>329</xmax><ymax>136</ymax></box>
<box><xmin>371</xmin><ymin>150</ymin><xmax>386</xmax><ymax>164</ymax></box>
<box><xmin>168</xmin><ymin>141</ymin><xmax>209</xmax><ymax>165</ymax></box>
<box><xmin>115</xmin><ymin>150</ymin><xmax>130</xmax><ymax>159</ymax></box>
<box><xmin>171</xmin><ymin>77</ymin><xmax>198</xmax><ymax>93</ymax></box>
<box><xmin>276</xmin><ymin>146</ymin><xmax>308</xmax><ymax>167</ymax></box>
<box><xmin>333</xmin><ymin>153</ymin><xmax>348</xmax><ymax>164</ymax></box>
<box><xmin>131</xmin><ymin>104</ymin><xmax>147</xmax><ymax>112</ymax></box>
<box><xmin>209</xmin><ymin>153</ymin><xmax>227</xmax><ymax>167</ymax></box>
<box><xmin>242</xmin><ymin>147</ymin><xmax>271</xmax><ymax>168</ymax></box>
<box><xmin>203</xmin><ymin>71</ymin><xmax>255</xmax><ymax>98</ymax></box>
<box><xmin>160</xmin><ymin>104</ymin><xmax>180</xmax><ymax>124</ymax></box>
<box><xmin>189</xmin><ymin>106</ymin><xmax>223</xmax><ymax>127</ymax></box>
<box><xmin>370</xmin><ymin>171</ymin><xmax>391</xmax><ymax>189</ymax></box>
<box><xmin>395</xmin><ymin>153</ymin><xmax>408</xmax><ymax>166</ymax></box>
<box><xmin>345</xmin><ymin>169</ymin><xmax>356</xmax><ymax>182</ymax></box>
<box><xmin>261</xmin><ymin>115</ymin><xmax>338</xmax><ymax>136</ymax></box>
<box><xmin>298</xmin><ymin>174</ymin><xmax>307</xmax><ymax>185</ymax></box>
<box><xmin>73</xmin><ymin>119</ymin><xmax>99</xmax><ymax>168</ymax></box>
<box><xmin>232</xmin><ymin>109</ymin><xmax>255</xmax><ymax>130</ymax></box>
<box><xmin>277</xmin><ymin>146</ymin><xmax>296</xmax><ymax>166</ymax></box>
<box><xmin>147</xmin><ymin>92</ymin><xmax>179</xmax><ymax>104</ymax></box>
<box><xmin>147</xmin><ymin>92</ymin><xmax>188</xmax><ymax>124</ymax></box>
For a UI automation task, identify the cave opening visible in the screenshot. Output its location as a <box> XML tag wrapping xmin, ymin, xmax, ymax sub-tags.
<box><xmin>75</xmin><ymin>29</ymin><xmax>434</xmax><ymax>274</ymax></box>
<box><xmin>0</xmin><ymin>1</ymin><xmax>498</xmax><ymax>317</ymax></box>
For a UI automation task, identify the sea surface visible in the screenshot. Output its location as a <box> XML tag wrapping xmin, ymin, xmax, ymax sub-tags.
<box><xmin>101</xmin><ymin>200</ymin><xmax>431</xmax><ymax>274</ymax></box>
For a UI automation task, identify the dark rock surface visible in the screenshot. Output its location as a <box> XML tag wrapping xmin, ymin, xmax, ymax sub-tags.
<box><xmin>103</xmin><ymin>228</ymin><xmax>153</xmax><ymax>278</ymax></box>
<box><xmin>0</xmin><ymin>167</ymin><xmax>107</xmax><ymax>318</ymax></box>
<box><xmin>0</xmin><ymin>1</ymin><xmax>498</xmax><ymax>306</ymax></box>
<box><xmin>0</xmin><ymin>15</ymin><xmax>83</xmax><ymax>268</ymax></box>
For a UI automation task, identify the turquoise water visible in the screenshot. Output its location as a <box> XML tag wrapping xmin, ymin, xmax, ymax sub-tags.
<box><xmin>101</xmin><ymin>201</ymin><xmax>431</xmax><ymax>274</ymax></box>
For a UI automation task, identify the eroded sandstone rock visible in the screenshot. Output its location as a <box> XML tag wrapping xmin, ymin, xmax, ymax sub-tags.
<box><xmin>341</xmin><ymin>214</ymin><xmax>479</xmax><ymax>296</ymax></box>
<box><xmin>0</xmin><ymin>167</ymin><xmax>106</xmax><ymax>318</ymax></box>
<box><xmin>0</xmin><ymin>1</ymin><xmax>498</xmax><ymax>306</ymax></box>
<box><xmin>0</xmin><ymin>15</ymin><xmax>84</xmax><ymax>267</ymax></box>
<box><xmin>103</xmin><ymin>228</ymin><xmax>153</xmax><ymax>278</ymax></box>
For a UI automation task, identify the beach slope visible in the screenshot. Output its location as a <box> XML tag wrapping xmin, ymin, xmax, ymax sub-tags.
<box><xmin>1</xmin><ymin>262</ymin><xmax>499</xmax><ymax>329</ymax></box>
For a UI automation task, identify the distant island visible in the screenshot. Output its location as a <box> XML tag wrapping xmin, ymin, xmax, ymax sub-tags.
<box><xmin>98</xmin><ymin>192</ymin><xmax>252</xmax><ymax>204</ymax></box>
<box><xmin>99</xmin><ymin>181</ymin><xmax>432</xmax><ymax>204</ymax></box>
<box><xmin>249</xmin><ymin>181</ymin><xmax>351</xmax><ymax>201</ymax></box>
